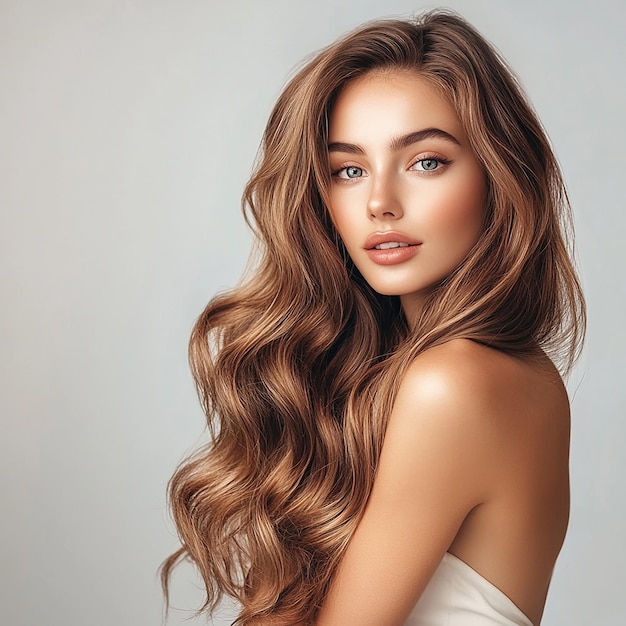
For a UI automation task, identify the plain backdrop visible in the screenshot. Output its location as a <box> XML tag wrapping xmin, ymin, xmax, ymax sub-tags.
<box><xmin>1</xmin><ymin>0</ymin><xmax>624</xmax><ymax>624</ymax></box>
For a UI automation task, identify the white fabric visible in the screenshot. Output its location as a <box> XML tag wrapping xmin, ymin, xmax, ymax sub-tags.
<box><xmin>405</xmin><ymin>552</ymin><xmax>534</xmax><ymax>626</ymax></box>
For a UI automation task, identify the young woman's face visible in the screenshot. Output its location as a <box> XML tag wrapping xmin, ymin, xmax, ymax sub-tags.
<box><xmin>327</xmin><ymin>69</ymin><xmax>486</xmax><ymax>319</ymax></box>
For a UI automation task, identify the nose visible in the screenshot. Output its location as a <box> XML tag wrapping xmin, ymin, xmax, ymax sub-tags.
<box><xmin>367</xmin><ymin>174</ymin><xmax>403</xmax><ymax>220</ymax></box>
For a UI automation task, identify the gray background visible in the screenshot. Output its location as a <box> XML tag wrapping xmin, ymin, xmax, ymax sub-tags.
<box><xmin>1</xmin><ymin>0</ymin><xmax>624</xmax><ymax>624</ymax></box>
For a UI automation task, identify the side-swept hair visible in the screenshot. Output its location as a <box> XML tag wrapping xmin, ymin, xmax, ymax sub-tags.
<box><xmin>162</xmin><ymin>10</ymin><xmax>585</xmax><ymax>624</ymax></box>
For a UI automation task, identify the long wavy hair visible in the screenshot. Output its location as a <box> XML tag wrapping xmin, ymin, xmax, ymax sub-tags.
<box><xmin>162</xmin><ymin>10</ymin><xmax>585</xmax><ymax>625</ymax></box>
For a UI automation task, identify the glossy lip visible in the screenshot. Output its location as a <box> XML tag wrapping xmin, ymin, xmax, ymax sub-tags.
<box><xmin>364</xmin><ymin>231</ymin><xmax>422</xmax><ymax>266</ymax></box>
<box><xmin>364</xmin><ymin>231</ymin><xmax>421</xmax><ymax>250</ymax></box>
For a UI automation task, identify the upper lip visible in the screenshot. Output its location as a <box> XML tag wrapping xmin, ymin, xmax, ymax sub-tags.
<box><xmin>364</xmin><ymin>231</ymin><xmax>421</xmax><ymax>250</ymax></box>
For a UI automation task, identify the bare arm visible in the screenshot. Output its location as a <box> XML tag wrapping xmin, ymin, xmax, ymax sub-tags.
<box><xmin>316</xmin><ymin>340</ymin><xmax>505</xmax><ymax>626</ymax></box>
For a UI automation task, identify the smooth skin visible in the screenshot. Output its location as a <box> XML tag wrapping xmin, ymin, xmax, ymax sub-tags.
<box><xmin>316</xmin><ymin>340</ymin><xmax>569</xmax><ymax>626</ymax></box>
<box><xmin>327</xmin><ymin>69</ymin><xmax>486</xmax><ymax>319</ymax></box>
<box><xmin>315</xmin><ymin>71</ymin><xmax>571</xmax><ymax>625</ymax></box>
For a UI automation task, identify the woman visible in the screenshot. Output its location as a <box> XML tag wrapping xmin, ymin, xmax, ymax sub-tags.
<box><xmin>162</xmin><ymin>10</ymin><xmax>585</xmax><ymax>626</ymax></box>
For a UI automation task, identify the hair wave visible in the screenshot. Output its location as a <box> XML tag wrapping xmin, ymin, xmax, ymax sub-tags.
<box><xmin>162</xmin><ymin>10</ymin><xmax>585</xmax><ymax>625</ymax></box>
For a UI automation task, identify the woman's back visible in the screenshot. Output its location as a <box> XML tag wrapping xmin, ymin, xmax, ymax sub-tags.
<box><xmin>443</xmin><ymin>342</ymin><xmax>570</xmax><ymax>625</ymax></box>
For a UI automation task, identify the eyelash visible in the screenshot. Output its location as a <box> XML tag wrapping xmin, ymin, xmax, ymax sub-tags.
<box><xmin>331</xmin><ymin>155</ymin><xmax>451</xmax><ymax>182</ymax></box>
<box><xmin>331</xmin><ymin>165</ymin><xmax>365</xmax><ymax>181</ymax></box>
<box><xmin>411</xmin><ymin>155</ymin><xmax>451</xmax><ymax>172</ymax></box>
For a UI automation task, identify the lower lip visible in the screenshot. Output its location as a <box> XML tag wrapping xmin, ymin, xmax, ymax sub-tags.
<box><xmin>365</xmin><ymin>245</ymin><xmax>420</xmax><ymax>265</ymax></box>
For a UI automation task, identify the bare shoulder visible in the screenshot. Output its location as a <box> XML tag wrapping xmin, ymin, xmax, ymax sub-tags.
<box><xmin>397</xmin><ymin>338</ymin><xmax>569</xmax><ymax>424</ymax></box>
<box><xmin>392</xmin><ymin>341</ymin><xmax>571</xmax><ymax>624</ymax></box>
<box><xmin>317</xmin><ymin>341</ymin><xmax>569</xmax><ymax>625</ymax></box>
<box><xmin>390</xmin><ymin>339</ymin><xmax>570</xmax><ymax>481</ymax></box>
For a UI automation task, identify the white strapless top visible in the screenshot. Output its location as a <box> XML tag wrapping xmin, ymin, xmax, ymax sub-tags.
<box><xmin>405</xmin><ymin>553</ymin><xmax>533</xmax><ymax>626</ymax></box>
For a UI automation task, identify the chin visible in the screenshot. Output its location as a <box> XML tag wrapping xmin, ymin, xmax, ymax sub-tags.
<box><xmin>367</xmin><ymin>283</ymin><xmax>426</xmax><ymax>298</ymax></box>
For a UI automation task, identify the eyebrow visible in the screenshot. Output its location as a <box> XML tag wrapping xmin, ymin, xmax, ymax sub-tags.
<box><xmin>327</xmin><ymin>127</ymin><xmax>461</xmax><ymax>154</ymax></box>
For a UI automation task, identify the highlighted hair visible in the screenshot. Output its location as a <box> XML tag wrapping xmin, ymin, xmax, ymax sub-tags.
<box><xmin>162</xmin><ymin>10</ymin><xmax>585</xmax><ymax>624</ymax></box>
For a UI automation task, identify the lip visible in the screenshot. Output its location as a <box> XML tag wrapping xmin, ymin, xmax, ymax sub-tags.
<box><xmin>364</xmin><ymin>231</ymin><xmax>421</xmax><ymax>250</ymax></box>
<box><xmin>364</xmin><ymin>231</ymin><xmax>421</xmax><ymax>266</ymax></box>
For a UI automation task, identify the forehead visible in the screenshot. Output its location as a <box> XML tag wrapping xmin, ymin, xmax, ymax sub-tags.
<box><xmin>328</xmin><ymin>69</ymin><xmax>465</xmax><ymax>143</ymax></box>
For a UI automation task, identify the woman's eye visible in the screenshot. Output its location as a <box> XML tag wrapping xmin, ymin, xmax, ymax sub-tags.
<box><xmin>335</xmin><ymin>165</ymin><xmax>364</xmax><ymax>179</ymax></box>
<box><xmin>412</xmin><ymin>158</ymin><xmax>441</xmax><ymax>171</ymax></box>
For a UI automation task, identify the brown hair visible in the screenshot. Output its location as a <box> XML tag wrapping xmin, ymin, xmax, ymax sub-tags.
<box><xmin>162</xmin><ymin>10</ymin><xmax>585</xmax><ymax>624</ymax></box>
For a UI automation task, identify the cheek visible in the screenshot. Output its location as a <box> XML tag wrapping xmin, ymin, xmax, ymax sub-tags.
<box><xmin>423</xmin><ymin>171</ymin><xmax>486</xmax><ymax>242</ymax></box>
<box><xmin>328</xmin><ymin>207</ymin><xmax>346</xmax><ymax>242</ymax></box>
<box><xmin>328</xmin><ymin>200</ymin><xmax>359</xmax><ymax>249</ymax></box>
